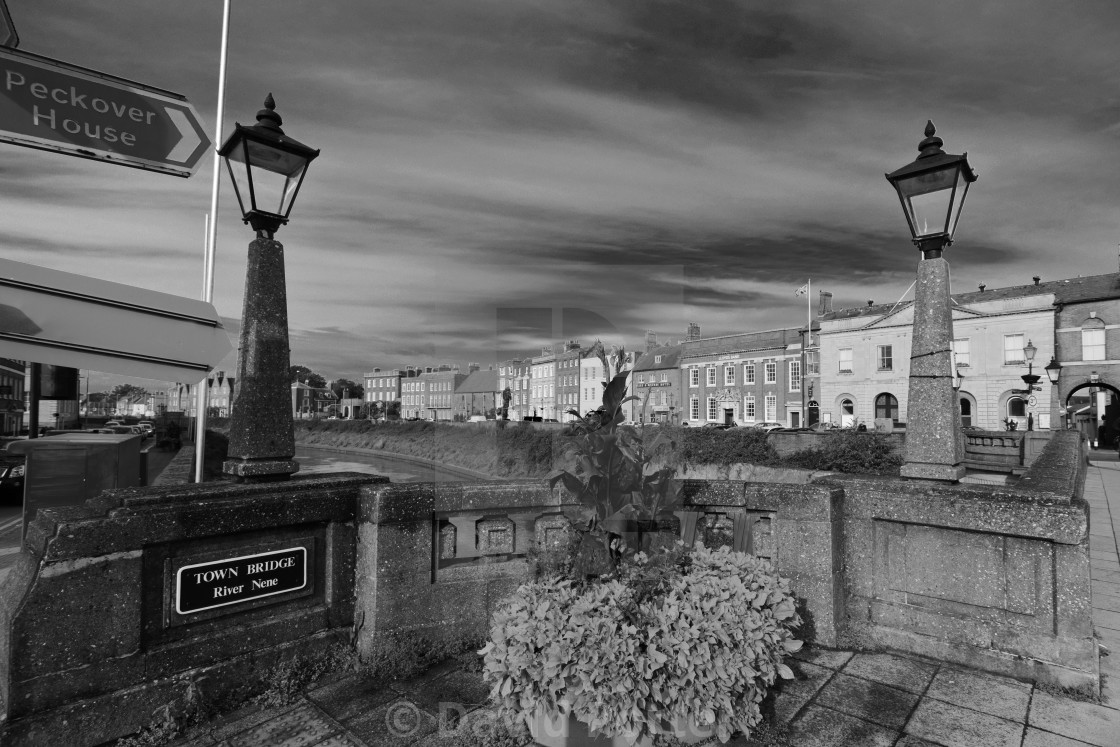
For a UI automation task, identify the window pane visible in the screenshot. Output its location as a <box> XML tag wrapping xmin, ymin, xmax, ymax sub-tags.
<box><xmin>1083</xmin><ymin>328</ymin><xmax>1105</xmax><ymax>361</ymax></box>
<box><xmin>1004</xmin><ymin>334</ymin><xmax>1025</xmax><ymax>364</ymax></box>
<box><xmin>877</xmin><ymin>345</ymin><xmax>893</xmax><ymax>371</ymax></box>
<box><xmin>839</xmin><ymin>348</ymin><xmax>853</xmax><ymax>373</ymax></box>
<box><xmin>954</xmin><ymin>338</ymin><xmax>970</xmax><ymax>367</ymax></box>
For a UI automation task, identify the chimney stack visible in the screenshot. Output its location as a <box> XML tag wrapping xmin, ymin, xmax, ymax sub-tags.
<box><xmin>687</xmin><ymin>322</ymin><xmax>701</xmax><ymax>341</ymax></box>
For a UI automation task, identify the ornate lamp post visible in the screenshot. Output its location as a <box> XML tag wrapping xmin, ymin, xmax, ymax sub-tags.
<box><xmin>886</xmin><ymin>121</ymin><xmax>977</xmax><ymax>481</ymax></box>
<box><xmin>221</xmin><ymin>95</ymin><xmax>320</xmax><ymax>482</ymax></box>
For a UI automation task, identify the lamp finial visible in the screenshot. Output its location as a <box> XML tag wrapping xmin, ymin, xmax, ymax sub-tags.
<box><xmin>256</xmin><ymin>93</ymin><xmax>284</xmax><ymax>132</ymax></box>
<box><xmin>918</xmin><ymin>120</ymin><xmax>944</xmax><ymax>158</ymax></box>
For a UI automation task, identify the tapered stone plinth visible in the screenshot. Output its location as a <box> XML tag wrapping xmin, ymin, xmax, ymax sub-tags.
<box><xmin>224</xmin><ymin>236</ymin><xmax>299</xmax><ymax>482</ymax></box>
<box><xmin>901</xmin><ymin>254</ymin><xmax>965</xmax><ymax>482</ymax></box>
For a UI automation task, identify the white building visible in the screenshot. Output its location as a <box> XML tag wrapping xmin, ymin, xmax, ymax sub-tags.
<box><xmin>818</xmin><ymin>285</ymin><xmax>1057</xmax><ymax>430</ymax></box>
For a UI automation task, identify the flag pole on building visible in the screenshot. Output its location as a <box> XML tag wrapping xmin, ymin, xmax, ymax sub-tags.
<box><xmin>794</xmin><ymin>280</ymin><xmax>811</xmax><ymax>426</ymax></box>
<box><xmin>194</xmin><ymin>0</ymin><xmax>231</xmax><ymax>483</ymax></box>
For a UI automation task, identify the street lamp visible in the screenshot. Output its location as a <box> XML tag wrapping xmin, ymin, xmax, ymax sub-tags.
<box><xmin>887</xmin><ymin>121</ymin><xmax>977</xmax><ymax>482</ymax></box>
<box><xmin>1014</xmin><ymin>339</ymin><xmax>1042</xmax><ymax>394</ymax></box>
<box><xmin>218</xmin><ymin>94</ymin><xmax>320</xmax><ymax>237</ymax></box>
<box><xmin>886</xmin><ymin>120</ymin><xmax>978</xmax><ymax>257</ymax></box>
<box><xmin>1044</xmin><ymin>356</ymin><xmax>1062</xmax><ymax>385</ymax></box>
<box><xmin>222</xmin><ymin>95</ymin><xmax>319</xmax><ymax>483</ymax></box>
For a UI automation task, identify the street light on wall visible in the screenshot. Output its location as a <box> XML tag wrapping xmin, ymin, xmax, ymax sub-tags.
<box><xmin>1014</xmin><ymin>339</ymin><xmax>1042</xmax><ymax>394</ymax></box>
<box><xmin>886</xmin><ymin>121</ymin><xmax>977</xmax><ymax>482</ymax></box>
<box><xmin>221</xmin><ymin>95</ymin><xmax>319</xmax><ymax>483</ymax></box>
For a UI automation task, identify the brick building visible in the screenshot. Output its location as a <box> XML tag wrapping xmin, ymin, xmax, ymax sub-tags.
<box><xmin>680</xmin><ymin>326</ymin><xmax>804</xmax><ymax>427</ymax></box>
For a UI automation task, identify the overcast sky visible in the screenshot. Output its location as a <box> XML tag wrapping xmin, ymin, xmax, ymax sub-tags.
<box><xmin>5</xmin><ymin>1</ymin><xmax>1120</xmax><ymax>391</ymax></box>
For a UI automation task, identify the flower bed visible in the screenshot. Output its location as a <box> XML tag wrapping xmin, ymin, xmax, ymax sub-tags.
<box><xmin>481</xmin><ymin>544</ymin><xmax>802</xmax><ymax>744</ymax></box>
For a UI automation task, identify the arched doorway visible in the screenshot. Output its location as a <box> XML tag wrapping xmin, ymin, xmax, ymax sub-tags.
<box><xmin>840</xmin><ymin>397</ymin><xmax>855</xmax><ymax>427</ymax></box>
<box><xmin>1064</xmin><ymin>381</ymin><xmax>1120</xmax><ymax>448</ymax></box>
<box><xmin>958</xmin><ymin>392</ymin><xmax>976</xmax><ymax>428</ymax></box>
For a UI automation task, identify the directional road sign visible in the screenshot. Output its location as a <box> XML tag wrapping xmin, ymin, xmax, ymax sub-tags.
<box><xmin>0</xmin><ymin>0</ymin><xmax>18</xmax><ymax>48</ymax></box>
<box><xmin>0</xmin><ymin>47</ymin><xmax>209</xmax><ymax>177</ymax></box>
<box><xmin>0</xmin><ymin>258</ymin><xmax>232</xmax><ymax>383</ymax></box>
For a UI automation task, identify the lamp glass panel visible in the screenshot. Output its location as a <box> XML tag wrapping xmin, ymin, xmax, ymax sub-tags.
<box><xmin>225</xmin><ymin>138</ymin><xmax>309</xmax><ymax>217</ymax></box>
<box><xmin>899</xmin><ymin>164</ymin><xmax>960</xmax><ymax>239</ymax></box>
<box><xmin>945</xmin><ymin>171</ymin><xmax>971</xmax><ymax>238</ymax></box>
<box><xmin>223</xmin><ymin>143</ymin><xmax>254</xmax><ymax>216</ymax></box>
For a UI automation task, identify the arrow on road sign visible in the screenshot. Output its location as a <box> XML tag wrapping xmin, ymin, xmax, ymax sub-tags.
<box><xmin>0</xmin><ymin>47</ymin><xmax>209</xmax><ymax>177</ymax></box>
<box><xmin>0</xmin><ymin>258</ymin><xmax>233</xmax><ymax>383</ymax></box>
<box><xmin>0</xmin><ymin>0</ymin><xmax>18</xmax><ymax>48</ymax></box>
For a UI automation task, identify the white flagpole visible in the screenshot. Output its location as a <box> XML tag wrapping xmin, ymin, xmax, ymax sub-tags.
<box><xmin>194</xmin><ymin>0</ymin><xmax>231</xmax><ymax>483</ymax></box>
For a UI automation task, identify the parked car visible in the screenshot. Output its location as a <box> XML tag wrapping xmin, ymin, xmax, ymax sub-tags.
<box><xmin>104</xmin><ymin>421</ymin><xmax>122</xmax><ymax>427</ymax></box>
<box><xmin>137</xmin><ymin>421</ymin><xmax>154</xmax><ymax>434</ymax></box>
<box><xmin>703</xmin><ymin>422</ymin><xmax>734</xmax><ymax>429</ymax></box>
<box><xmin>468</xmin><ymin>415</ymin><xmax>488</xmax><ymax>423</ymax></box>
<box><xmin>0</xmin><ymin>454</ymin><xmax>24</xmax><ymax>503</ymax></box>
<box><xmin>753</xmin><ymin>421</ymin><xmax>785</xmax><ymax>432</ymax></box>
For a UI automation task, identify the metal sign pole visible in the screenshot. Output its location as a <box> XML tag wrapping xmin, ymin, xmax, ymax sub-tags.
<box><xmin>194</xmin><ymin>0</ymin><xmax>231</xmax><ymax>483</ymax></box>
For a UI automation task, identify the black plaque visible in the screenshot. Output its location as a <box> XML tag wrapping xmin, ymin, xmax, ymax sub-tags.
<box><xmin>176</xmin><ymin>547</ymin><xmax>306</xmax><ymax>615</ymax></box>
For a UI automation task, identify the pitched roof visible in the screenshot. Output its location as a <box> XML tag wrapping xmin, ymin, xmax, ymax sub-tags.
<box><xmin>819</xmin><ymin>272</ymin><xmax>1120</xmax><ymax>321</ymax></box>
<box><xmin>456</xmin><ymin>369</ymin><xmax>498</xmax><ymax>393</ymax></box>
<box><xmin>633</xmin><ymin>344</ymin><xmax>683</xmax><ymax>371</ymax></box>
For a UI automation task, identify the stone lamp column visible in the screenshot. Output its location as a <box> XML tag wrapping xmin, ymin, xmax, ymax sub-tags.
<box><xmin>901</xmin><ymin>247</ymin><xmax>966</xmax><ymax>482</ymax></box>
<box><xmin>885</xmin><ymin>122</ymin><xmax>977</xmax><ymax>483</ymax></box>
<box><xmin>217</xmin><ymin>95</ymin><xmax>318</xmax><ymax>483</ymax></box>
<box><xmin>223</xmin><ymin>233</ymin><xmax>299</xmax><ymax>482</ymax></box>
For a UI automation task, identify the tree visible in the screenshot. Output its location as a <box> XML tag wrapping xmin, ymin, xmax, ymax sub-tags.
<box><xmin>369</xmin><ymin>401</ymin><xmax>384</xmax><ymax>421</ymax></box>
<box><xmin>386</xmin><ymin>400</ymin><xmax>401</xmax><ymax>421</ymax></box>
<box><xmin>290</xmin><ymin>365</ymin><xmax>327</xmax><ymax>389</ymax></box>
<box><xmin>330</xmin><ymin>378</ymin><xmax>364</xmax><ymax>401</ymax></box>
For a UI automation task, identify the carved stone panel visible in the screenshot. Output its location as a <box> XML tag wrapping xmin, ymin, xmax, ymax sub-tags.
<box><xmin>439</xmin><ymin>523</ymin><xmax>457</xmax><ymax>560</ymax></box>
<box><xmin>476</xmin><ymin>516</ymin><xmax>515</xmax><ymax>555</ymax></box>
<box><xmin>534</xmin><ymin>513</ymin><xmax>573</xmax><ymax>554</ymax></box>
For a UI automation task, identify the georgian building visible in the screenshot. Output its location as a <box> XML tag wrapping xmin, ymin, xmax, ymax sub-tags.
<box><xmin>680</xmin><ymin>327</ymin><xmax>804</xmax><ymax>427</ymax></box>
<box><xmin>498</xmin><ymin>359</ymin><xmax>531</xmax><ymax>421</ymax></box>
<box><xmin>363</xmin><ymin>367</ymin><xmax>408</xmax><ymax>413</ymax></box>
<box><xmin>816</xmin><ymin>274</ymin><xmax>1120</xmax><ymax>432</ymax></box>
<box><xmin>529</xmin><ymin>347</ymin><xmax>556</xmax><ymax>420</ymax></box>
<box><xmin>415</xmin><ymin>365</ymin><xmax>468</xmax><ymax>421</ymax></box>
<box><xmin>0</xmin><ymin>358</ymin><xmax>25</xmax><ymax>436</ymax></box>
<box><xmin>632</xmin><ymin>345</ymin><xmax>683</xmax><ymax>424</ymax></box>
<box><xmin>555</xmin><ymin>341</ymin><xmax>582</xmax><ymax>422</ymax></box>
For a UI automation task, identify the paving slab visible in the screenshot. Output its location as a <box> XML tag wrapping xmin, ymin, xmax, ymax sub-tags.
<box><xmin>904</xmin><ymin>698</ymin><xmax>1022</xmax><ymax>747</ymax></box>
<box><xmin>772</xmin><ymin>660</ymin><xmax>833</xmax><ymax>725</ymax></box>
<box><xmin>841</xmin><ymin>652</ymin><xmax>938</xmax><ymax>694</ymax></box>
<box><xmin>223</xmin><ymin>701</ymin><xmax>342</xmax><ymax>747</ymax></box>
<box><xmin>813</xmin><ymin>672</ymin><xmax>919</xmax><ymax>730</ymax></box>
<box><xmin>342</xmin><ymin>696</ymin><xmax>439</xmax><ymax>746</ymax></box>
<box><xmin>1028</xmin><ymin>690</ymin><xmax>1120</xmax><ymax>746</ymax></box>
<box><xmin>306</xmin><ymin>673</ymin><xmax>399</xmax><ymax>722</ymax></box>
<box><xmin>785</xmin><ymin>704</ymin><xmax>897</xmax><ymax>747</ymax></box>
<box><xmin>1022</xmin><ymin>727</ymin><xmax>1101</xmax><ymax>747</ymax></box>
<box><xmin>792</xmin><ymin>646</ymin><xmax>853</xmax><ymax>670</ymax></box>
<box><xmin>893</xmin><ymin>737</ymin><xmax>942</xmax><ymax>747</ymax></box>
<box><xmin>924</xmin><ymin>665</ymin><xmax>1031</xmax><ymax>722</ymax></box>
<box><xmin>402</xmin><ymin>669</ymin><xmax>491</xmax><ymax>718</ymax></box>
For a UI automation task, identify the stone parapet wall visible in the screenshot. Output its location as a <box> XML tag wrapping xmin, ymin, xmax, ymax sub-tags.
<box><xmin>0</xmin><ymin>473</ymin><xmax>382</xmax><ymax>747</ymax></box>
<box><xmin>354</xmin><ymin>480</ymin><xmax>573</xmax><ymax>658</ymax></box>
<box><xmin>679</xmin><ymin>480</ymin><xmax>845</xmax><ymax>647</ymax></box>
<box><xmin>828</xmin><ymin>430</ymin><xmax>1095</xmax><ymax>692</ymax></box>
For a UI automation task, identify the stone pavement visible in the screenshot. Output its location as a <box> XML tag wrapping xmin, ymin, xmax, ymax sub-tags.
<box><xmin>165</xmin><ymin>462</ymin><xmax>1120</xmax><ymax>747</ymax></box>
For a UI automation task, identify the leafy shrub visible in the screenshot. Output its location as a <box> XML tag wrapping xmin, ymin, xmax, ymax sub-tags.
<box><xmin>481</xmin><ymin>544</ymin><xmax>802</xmax><ymax>744</ymax></box>
<box><xmin>780</xmin><ymin>431</ymin><xmax>901</xmax><ymax>475</ymax></box>
<box><xmin>678</xmin><ymin>426</ymin><xmax>781</xmax><ymax>468</ymax></box>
